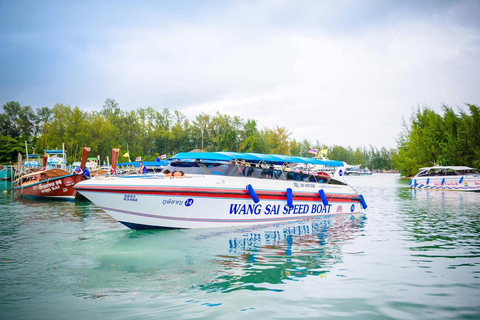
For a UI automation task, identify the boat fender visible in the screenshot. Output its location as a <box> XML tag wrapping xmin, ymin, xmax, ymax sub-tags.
<box><xmin>414</xmin><ymin>179</ymin><xmax>417</xmax><ymax>188</ymax></box>
<box><xmin>359</xmin><ymin>194</ymin><xmax>368</xmax><ymax>209</ymax></box>
<box><xmin>318</xmin><ymin>189</ymin><xmax>328</xmax><ymax>206</ymax></box>
<box><xmin>246</xmin><ymin>184</ymin><xmax>260</xmax><ymax>203</ymax></box>
<box><xmin>441</xmin><ymin>178</ymin><xmax>445</xmax><ymax>185</ymax></box>
<box><xmin>426</xmin><ymin>178</ymin><xmax>429</xmax><ymax>185</ymax></box>
<box><xmin>459</xmin><ymin>177</ymin><xmax>463</xmax><ymax>184</ymax></box>
<box><xmin>286</xmin><ymin>188</ymin><xmax>293</xmax><ymax>207</ymax></box>
<box><xmin>409</xmin><ymin>179</ymin><xmax>412</xmax><ymax>187</ymax></box>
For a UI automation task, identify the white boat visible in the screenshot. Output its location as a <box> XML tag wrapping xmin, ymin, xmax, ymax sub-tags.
<box><xmin>345</xmin><ymin>165</ymin><xmax>372</xmax><ymax>176</ymax></box>
<box><xmin>410</xmin><ymin>166</ymin><xmax>480</xmax><ymax>191</ymax></box>
<box><xmin>115</xmin><ymin>160</ymin><xmax>169</xmax><ymax>177</ymax></box>
<box><xmin>74</xmin><ymin>152</ymin><xmax>367</xmax><ymax>229</ymax></box>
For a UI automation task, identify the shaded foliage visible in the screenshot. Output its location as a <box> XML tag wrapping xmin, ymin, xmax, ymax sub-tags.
<box><xmin>0</xmin><ymin>136</ymin><xmax>24</xmax><ymax>163</ymax></box>
<box><xmin>395</xmin><ymin>104</ymin><xmax>480</xmax><ymax>176</ymax></box>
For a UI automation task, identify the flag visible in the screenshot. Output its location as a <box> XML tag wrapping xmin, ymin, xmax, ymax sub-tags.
<box><xmin>308</xmin><ymin>149</ymin><xmax>318</xmax><ymax>155</ymax></box>
<box><xmin>135</xmin><ymin>156</ymin><xmax>141</xmax><ymax>161</ymax></box>
<box><xmin>320</xmin><ymin>149</ymin><xmax>328</xmax><ymax>155</ymax></box>
<box><xmin>123</xmin><ymin>152</ymin><xmax>129</xmax><ymax>157</ymax></box>
<box><xmin>160</xmin><ymin>154</ymin><xmax>167</xmax><ymax>159</ymax></box>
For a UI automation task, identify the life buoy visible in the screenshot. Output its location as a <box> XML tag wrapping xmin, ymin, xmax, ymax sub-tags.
<box><xmin>317</xmin><ymin>172</ymin><xmax>331</xmax><ymax>178</ymax></box>
<box><xmin>74</xmin><ymin>167</ymin><xmax>84</xmax><ymax>175</ymax></box>
<box><xmin>110</xmin><ymin>167</ymin><xmax>116</xmax><ymax>175</ymax></box>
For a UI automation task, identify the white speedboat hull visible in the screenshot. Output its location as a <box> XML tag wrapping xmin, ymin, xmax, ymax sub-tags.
<box><xmin>76</xmin><ymin>175</ymin><xmax>365</xmax><ymax>229</ymax></box>
<box><xmin>410</xmin><ymin>176</ymin><xmax>480</xmax><ymax>191</ymax></box>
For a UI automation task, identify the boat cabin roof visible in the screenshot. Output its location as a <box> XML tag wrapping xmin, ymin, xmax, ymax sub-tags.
<box><xmin>45</xmin><ymin>150</ymin><xmax>66</xmax><ymax>154</ymax></box>
<box><xmin>420</xmin><ymin>166</ymin><xmax>475</xmax><ymax>171</ymax></box>
<box><xmin>169</xmin><ymin>152</ymin><xmax>344</xmax><ymax>167</ymax></box>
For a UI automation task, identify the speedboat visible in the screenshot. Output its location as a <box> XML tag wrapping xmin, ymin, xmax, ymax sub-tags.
<box><xmin>74</xmin><ymin>152</ymin><xmax>367</xmax><ymax>229</ymax></box>
<box><xmin>409</xmin><ymin>166</ymin><xmax>480</xmax><ymax>191</ymax></box>
<box><xmin>345</xmin><ymin>165</ymin><xmax>372</xmax><ymax>176</ymax></box>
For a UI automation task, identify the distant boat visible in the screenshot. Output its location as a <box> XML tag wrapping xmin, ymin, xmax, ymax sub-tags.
<box><xmin>45</xmin><ymin>149</ymin><xmax>67</xmax><ymax>169</ymax></box>
<box><xmin>115</xmin><ymin>160</ymin><xmax>169</xmax><ymax>177</ymax></box>
<box><xmin>345</xmin><ymin>165</ymin><xmax>372</xmax><ymax>176</ymax></box>
<box><xmin>23</xmin><ymin>154</ymin><xmax>41</xmax><ymax>169</ymax></box>
<box><xmin>74</xmin><ymin>151</ymin><xmax>368</xmax><ymax>229</ymax></box>
<box><xmin>0</xmin><ymin>165</ymin><xmax>14</xmax><ymax>181</ymax></box>
<box><xmin>13</xmin><ymin>147</ymin><xmax>91</xmax><ymax>200</ymax></box>
<box><xmin>410</xmin><ymin>166</ymin><xmax>480</xmax><ymax>191</ymax></box>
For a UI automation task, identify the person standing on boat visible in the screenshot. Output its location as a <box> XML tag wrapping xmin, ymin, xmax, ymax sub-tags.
<box><xmin>139</xmin><ymin>162</ymin><xmax>148</xmax><ymax>174</ymax></box>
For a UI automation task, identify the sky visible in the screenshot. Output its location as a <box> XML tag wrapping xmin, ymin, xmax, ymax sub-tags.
<box><xmin>1</xmin><ymin>0</ymin><xmax>479</xmax><ymax>149</ymax></box>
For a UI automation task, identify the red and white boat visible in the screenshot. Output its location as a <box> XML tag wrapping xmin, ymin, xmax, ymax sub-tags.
<box><xmin>13</xmin><ymin>147</ymin><xmax>91</xmax><ymax>200</ymax></box>
<box><xmin>74</xmin><ymin>152</ymin><xmax>367</xmax><ymax>229</ymax></box>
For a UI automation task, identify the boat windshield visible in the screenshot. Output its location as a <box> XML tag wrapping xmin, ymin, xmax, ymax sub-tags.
<box><xmin>163</xmin><ymin>161</ymin><xmax>346</xmax><ymax>185</ymax></box>
<box><xmin>419</xmin><ymin>168</ymin><xmax>480</xmax><ymax>177</ymax></box>
<box><xmin>458</xmin><ymin>169</ymin><xmax>480</xmax><ymax>176</ymax></box>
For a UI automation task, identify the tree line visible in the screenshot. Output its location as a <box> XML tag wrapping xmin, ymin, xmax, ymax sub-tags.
<box><xmin>0</xmin><ymin>99</ymin><xmax>393</xmax><ymax>170</ymax></box>
<box><xmin>2</xmin><ymin>100</ymin><xmax>477</xmax><ymax>175</ymax></box>
<box><xmin>395</xmin><ymin>104</ymin><xmax>480</xmax><ymax>176</ymax></box>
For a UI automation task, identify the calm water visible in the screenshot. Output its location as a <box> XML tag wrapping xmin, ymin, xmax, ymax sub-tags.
<box><xmin>0</xmin><ymin>175</ymin><xmax>479</xmax><ymax>319</ymax></box>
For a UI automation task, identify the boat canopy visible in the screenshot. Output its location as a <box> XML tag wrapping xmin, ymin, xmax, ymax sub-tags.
<box><xmin>45</xmin><ymin>150</ymin><xmax>66</xmax><ymax>154</ymax></box>
<box><xmin>169</xmin><ymin>152</ymin><xmax>344</xmax><ymax>167</ymax></box>
<box><xmin>419</xmin><ymin>166</ymin><xmax>475</xmax><ymax>171</ymax></box>
<box><xmin>16</xmin><ymin>168</ymin><xmax>71</xmax><ymax>181</ymax></box>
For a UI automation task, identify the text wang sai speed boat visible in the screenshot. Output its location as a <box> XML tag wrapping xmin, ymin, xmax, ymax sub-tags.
<box><xmin>410</xmin><ymin>166</ymin><xmax>480</xmax><ymax>191</ymax></box>
<box><xmin>74</xmin><ymin>152</ymin><xmax>368</xmax><ymax>229</ymax></box>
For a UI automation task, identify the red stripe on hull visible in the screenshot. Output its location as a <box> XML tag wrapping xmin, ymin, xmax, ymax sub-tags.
<box><xmin>76</xmin><ymin>185</ymin><xmax>361</xmax><ymax>203</ymax></box>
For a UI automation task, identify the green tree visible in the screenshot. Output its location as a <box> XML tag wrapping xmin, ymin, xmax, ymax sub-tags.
<box><xmin>395</xmin><ymin>104</ymin><xmax>480</xmax><ymax>176</ymax></box>
<box><xmin>264</xmin><ymin>126</ymin><xmax>291</xmax><ymax>154</ymax></box>
<box><xmin>0</xmin><ymin>101</ymin><xmax>37</xmax><ymax>138</ymax></box>
<box><xmin>0</xmin><ymin>136</ymin><xmax>24</xmax><ymax>163</ymax></box>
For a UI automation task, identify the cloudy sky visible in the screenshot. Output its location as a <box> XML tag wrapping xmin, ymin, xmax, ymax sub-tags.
<box><xmin>1</xmin><ymin>0</ymin><xmax>479</xmax><ymax>149</ymax></box>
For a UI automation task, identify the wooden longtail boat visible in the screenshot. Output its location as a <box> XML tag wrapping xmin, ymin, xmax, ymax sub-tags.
<box><xmin>13</xmin><ymin>147</ymin><xmax>91</xmax><ymax>200</ymax></box>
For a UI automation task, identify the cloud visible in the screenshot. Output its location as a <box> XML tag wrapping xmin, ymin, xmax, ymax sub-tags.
<box><xmin>1</xmin><ymin>0</ymin><xmax>479</xmax><ymax>149</ymax></box>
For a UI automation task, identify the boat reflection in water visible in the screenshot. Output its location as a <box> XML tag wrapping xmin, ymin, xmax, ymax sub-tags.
<box><xmin>408</xmin><ymin>188</ymin><xmax>480</xmax><ymax>211</ymax></box>
<box><xmin>76</xmin><ymin>214</ymin><xmax>366</xmax><ymax>297</ymax></box>
<box><xmin>195</xmin><ymin>214</ymin><xmax>366</xmax><ymax>292</ymax></box>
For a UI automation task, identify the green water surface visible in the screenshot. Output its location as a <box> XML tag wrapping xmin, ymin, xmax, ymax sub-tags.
<box><xmin>0</xmin><ymin>175</ymin><xmax>479</xmax><ymax>319</ymax></box>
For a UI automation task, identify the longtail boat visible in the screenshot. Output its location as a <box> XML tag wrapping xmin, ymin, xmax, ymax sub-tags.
<box><xmin>13</xmin><ymin>147</ymin><xmax>91</xmax><ymax>200</ymax></box>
